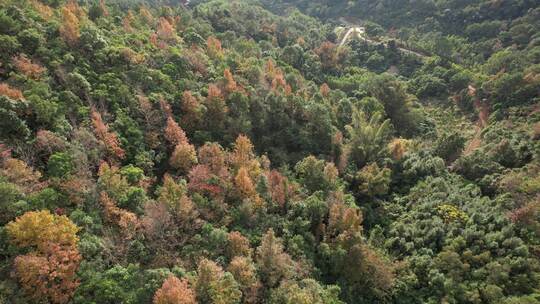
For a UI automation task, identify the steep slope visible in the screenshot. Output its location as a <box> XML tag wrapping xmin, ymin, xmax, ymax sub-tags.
<box><xmin>0</xmin><ymin>0</ymin><xmax>539</xmax><ymax>304</ymax></box>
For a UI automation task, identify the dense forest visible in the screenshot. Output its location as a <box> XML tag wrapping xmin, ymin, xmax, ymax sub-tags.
<box><xmin>0</xmin><ymin>0</ymin><xmax>539</xmax><ymax>303</ymax></box>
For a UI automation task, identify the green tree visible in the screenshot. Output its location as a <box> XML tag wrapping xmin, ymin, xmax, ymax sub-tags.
<box><xmin>345</xmin><ymin>109</ymin><xmax>391</xmax><ymax>168</ymax></box>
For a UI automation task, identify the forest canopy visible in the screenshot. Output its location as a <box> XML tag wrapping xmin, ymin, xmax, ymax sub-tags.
<box><xmin>0</xmin><ymin>0</ymin><xmax>539</xmax><ymax>303</ymax></box>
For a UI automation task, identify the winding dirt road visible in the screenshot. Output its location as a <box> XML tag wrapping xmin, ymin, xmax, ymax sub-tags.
<box><xmin>337</xmin><ymin>18</ymin><xmax>428</xmax><ymax>59</ymax></box>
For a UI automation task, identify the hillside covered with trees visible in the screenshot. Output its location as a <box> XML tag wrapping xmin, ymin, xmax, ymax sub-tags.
<box><xmin>0</xmin><ymin>0</ymin><xmax>539</xmax><ymax>303</ymax></box>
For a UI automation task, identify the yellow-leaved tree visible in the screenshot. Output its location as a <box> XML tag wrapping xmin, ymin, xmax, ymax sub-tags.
<box><xmin>6</xmin><ymin>210</ymin><xmax>79</xmax><ymax>250</ymax></box>
<box><xmin>6</xmin><ymin>210</ymin><xmax>81</xmax><ymax>304</ymax></box>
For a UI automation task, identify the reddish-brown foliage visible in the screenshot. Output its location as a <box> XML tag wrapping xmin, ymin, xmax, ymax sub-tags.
<box><xmin>59</xmin><ymin>4</ymin><xmax>80</xmax><ymax>46</ymax></box>
<box><xmin>0</xmin><ymin>143</ymin><xmax>11</xmax><ymax>160</ymax></box>
<box><xmin>185</xmin><ymin>49</ymin><xmax>208</xmax><ymax>76</ymax></box>
<box><xmin>344</xmin><ymin>244</ymin><xmax>395</xmax><ymax>292</ymax></box>
<box><xmin>156</xmin><ymin>17</ymin><xmax>176</xmax><ymax>41</ymax></box>
<box><xmin>266</xmin><ymin>170</ymin><xmax>288</xmax><ymax>208</ymax></box>
<box><xmin>206</xmin><ymin>36</ymin><xmax>223</xmax><ymax>58</ymax></box>
<box><xmin>35</xmin><ymin>130</ymin><xmax>66</xmax><ymax>155</ymax></box>
<box><xmin>170</xmin><ymin>142</ymin><xmax>197</xmax><ymax>172</ymax></box>
<box><xmin>509</xmin><ymin>199</ymin><xmax>540</xmax><ymax>226</ymax></box>
<box><xmin>533</xmin><ymin>122</ymin><xmax>540</xmax><ymax>140</ymax></box>
<box><xmin>256</xmin><ymin>229</ymin><xmax>294</xmax><ymax>288</ymax></box>
<box><xmin>231</xmin><ymin>135</ymin><xmax>254</xmax><ymax>166</ymax></box>
<box><xmin>91</xmin><ymin>111</ymin><xmax>125</xmax><ymax>160</ymax></box>
<box><xmin>142</xmin><ymin>201</ymin><xmax>172</xmax><ymax>239</ymax></box>
<box><xmin>271</xmin><ymin>71</ymin><xmax>291</xmax><ymax>95</ymax></box>
<box><xmin>120</xmin><ymin>47</ymin><xmax>145</xmax><ymax>64</ymax></box>
<box><xmin>331</xmin><ymin>131</ymin><xmax>343</xmax><ymax>162</ymax></box>
<box><xmin>188</xmin><ymin>164</ymin><xmax>222</xmax><ymax>196</ymax></box>
<box><xmin>12</xmin><ymin>54</ymin><xmax>46</xmax><ymax>79</ymax></box>
<box><xmin>150</xmin><ymin>32</ymin><xmax>159</xmax><ymax>48</ymax></box>
<box><xmin>181</xmin><ymin>90</ymin><xmax>198</xmax><ymax>108</ymax></box>
<box><xmin>165</xmin><ymin>116</ymin><xmax>188</xmax><ymax>146</ymax></box>
<box><xmin>338</xmin><ymin>145</ymin><xmax>351</xmax><ymax>173</ymax></box>
<box><xmin>159</xmin><ymin>97</ymin><xmax>172</xmax><ymax>117</ymax></box>
<box><xmin>207</xmin><ymin>83</ymin><xmax>223</xmax><ymax>100</ymax></box>
<box><xmin>224</xmin><ymin>68</ymin><xmax>238</xmax><ymax>94</ymax></box>
<box><xmin>227</xmin><ymin>256</ymin><xmax>259</xmax><ymax>302</ymax></box>
<box><xmin>320</xmin><ymin>83</ymin><xmax>330</xmax><ymax>97</ymax></box>
<box><xmin>65</xmin><ymin>0</ymin><xmax>84</xmax><ymax>16</ymax></box>
<box><xmin>99</xmin><ymin>0</ymin><xmax>109</xmax><ymax>16</ymax></box>
<box><xmin>145</xmin><ymin>130</ymin><xmax>161</xmax><ymax>149</ymax></box>
<box><xmin>315</xmin><ymin>41</ymin><xmax>338</xmax><ymax>69</ymax></box>
<box><xmin>180</xmin><ymin>91</ymin><xmax>201</xmax><ymax>130</ymax></box>
<box><xmin>122</xmin><ymin>10</ymin><xmax>135</xmax><ymax>32</ymax></box>
<box><xmin>387</xmin><ymin>138</ymin><xmax>410</xmax><ymax>161</ymax></box>
<box><xmin>265</xmin><ymin>59</ymin><xmax>276</xmax><ymax>79</ymax></box>
<box><xmin>326</xmin><ymin>203</ymin><xmax>363</xmax><ymax>245</ymax></box>
<box><xmin>204</xmin><ymin>84</ymin><xmax>228</xmax><ymax>123</ymax></box>
<box><xmin>14</xmin><ymin>243</ymin><xmax>81</xmax><ymax>304</ymax></box>
<box><xmin>30</xmin><ymin>0</ymin><xmax>53</xmax><ymax>20</ymax></box>
<box><xmin>0</xmin><ymin>83</ymin><xmax>24</xmax><ymax>100</ymax></box>
<box><xmin>230</xmin><ymin>135</ymin><xmax>260</xmax><ymax>176</ymax></box>
<box><xmin>142</xmin><ymin>191</ymin><xmax>199</xmax><ymax>267</ymax></box>
<box><xmin>139</xmin><ymin>6</ymin><xmax>154</xmax><ymax>24</ymax></box>
<box><xmin>1</xmin><ymin>158</ymin><xmax>44</xmax><ymax>194</ymax></box>
<box><xmin>227</xmin><ymin>231</ymin><xmax>252</xmax><ymax>259</ymax></box>
<box><xmin>100</xmin><ymin>191</ymin><xmax>139</xmax><ymax>238</ymax></box>
<box><xmin>324</xmin><ymin>162</ymin><xmax>339</xmax><ymax>185</ymax></box>
<box><xmin>138</xmin><ymin>94</ymin><xmax>154</xmax><ymax>115</ymax></box>
<box><xmin>195</xmin><ymin>258</ymin><xmax>242</xmax><ymax>303</ymax></box>
<box><xmin>172</xmin><ymin>15</ymin><xmax>183</xmax><ymax>31</ymax></box>
<box><xmin>138</xmin><ymin>94</ymin><xmax>161</xmax><ymax>129</ymax></box>
<box><xmin>195</xmin><ymin>259</ymin><xmax>224</xmax><ymax>302</ymax></box>
<box><xmin>198</xmin><ymin>142</ymin><xmax>228</xmax><ymax>177</ymax></box>
<box><xmin>235</xmin><ymin>167</ymin><xmax>257</xmax><ymax>200</ymax></box>
<box><xmin>57</xmin><ymin>176</ymin><xmax>92</xmax><ymax>206</ymax></box>
<box><xmin>153</xmin><ymin>276</ymin><xmax>197</xmax><ymax>304</ymax></box>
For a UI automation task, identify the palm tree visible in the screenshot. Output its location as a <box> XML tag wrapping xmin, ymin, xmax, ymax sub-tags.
<box><xmin>345</xmin><ymin>108</ymin><xmax>391</xmax><ymax>168</ymax></box>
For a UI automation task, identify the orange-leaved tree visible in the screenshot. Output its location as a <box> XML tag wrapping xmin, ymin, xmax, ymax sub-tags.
<box><xmin>166</xmin><ymin>117</ymin><xmax>197</xmax><ymax>172</ymax></box>
<box><xmin>165</xmin><ymin>116</ymin><xmax>188</xmax><ymax>146</ymax></box>
<box><xmin>227</xmin><ymin>256</ymin><xmax>260</xmax><ymax>303</ymax></box>
<box><xmin>14</xmin><ymin>243</ymin><xmax>81</xmax><ymax>304</ymax></box>
<box><xmin>59</xmin><ymin>3</ymin><xmax>81</xmax><ymax>46</ymax></box>
<box><xmin>0</xmin><ymin>83</ymin><xmax>24</xmax><ymax>100</ymax></box>
<box><xmin>180</xmin><ymin>90</ymin><xmax>202</xmax><ymax>131</ymax></box>
<box><xmin>224</xmin><ymin>68</ymin><xmax>238</xmax><ymax>94</ymax></box>
<box><xmin>206</xmin><ymin>36</ymin><xmax>223</xmax><ymax>59</ymax></box>
<box><xmin>6</xmin><ymin>210</ymin><xmax>81</xmax><ymax>304</ymax></box>
<box><xmin>227</xmin><ymin>231</ymin><xmax>251</xmax><ymax>259</ymax></box>
<box><xmin>229</xmin><ymin>135</ymin><xmax>260</xmax><ymax>177</ymax></box>
<box><xmin>234</xmin><ymin>167</ymin><xmax>258</xmax><ymax>200</ymax></box>
<box><xmin>153</xmin><ymin>276</ymin><xmax>197</xmax><ymax>304</ymax></box>
<box><xmin>12</xmin><ymin>54</ymin><xmax>46</xmax><ymax>79</ymax></box>
<box><xmin>91</xmin><ymin>110</ymin><xmax>126</xmax><ymax>160</ymax></box>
